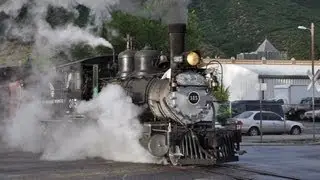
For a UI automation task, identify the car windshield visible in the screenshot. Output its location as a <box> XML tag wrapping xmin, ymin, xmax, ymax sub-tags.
<box><xmin>300</xmin><ymin>98</ymin><xmax>311</xmax><ymax>104</ymax></box>
<box><xmin>234</xmin><ymin>111</ymin><xmax>253</xmax><ymax>118</ymax></box>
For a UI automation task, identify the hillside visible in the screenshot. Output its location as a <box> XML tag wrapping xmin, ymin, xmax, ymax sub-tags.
<box><xmin>190</xmin><ymin>0</ymin><xmax>320</xmax><ymax>59</ymax></box>
<box><xmin>1</xmin><ymin>0</ymin><xmax>320</xmax><ymax>64</ymax></box>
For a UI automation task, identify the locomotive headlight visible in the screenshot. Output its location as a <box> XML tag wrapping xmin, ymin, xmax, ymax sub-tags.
<box><xmin>186</xmin><ymin>52</ymin><xmax>200</xmax><ymax>66</ymax></box>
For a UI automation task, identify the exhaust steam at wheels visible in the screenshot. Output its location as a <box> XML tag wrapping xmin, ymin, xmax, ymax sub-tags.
<box><xmin>1</xmin><ymin>78</ymin><xmax>163</xmax><ymax>164</ymax></box>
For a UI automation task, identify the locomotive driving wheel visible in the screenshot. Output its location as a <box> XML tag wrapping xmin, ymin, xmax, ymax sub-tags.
<box><xmin>147</xmin><ymin>134</ymin><xmax>169</xmax><ymax>157</ymax></box>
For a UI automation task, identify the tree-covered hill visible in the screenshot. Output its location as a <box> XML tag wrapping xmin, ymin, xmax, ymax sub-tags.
<box><xmin>190</xmin><ymin>0</ymin><xmax>320</xmax><ymax>59</ymax></box>
<box><xmin>1</xmin><ymin>0</ymin><xmax>320</xmax><ymax>63</ymax></box>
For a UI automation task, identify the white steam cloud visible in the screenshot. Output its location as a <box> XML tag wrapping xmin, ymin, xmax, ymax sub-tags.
<box><xmin>42</xmin><ymin>84</ymin><xmax>155</xmax><ymax>162</ymax></box>
<box><xmin>34</xmin><ymin>24</ymin><xmax>113</xmax><ymax>59</ymax></box>
<box><xmin>0</xmin><ymin>0</ymin><xmax>116</xmax><ymax>61</ymax></box>
<box><xmin>0</xmin><ymin>0</ymin><xmax>192</xmax><ymax>61</ymax></box>
<box><xmin>1</xmin><ymin>76</ymin><xmax>161</xmax><ymax>163</ymax></box>
<box><xmin>117</xmin><ymin>0</ymin><xmax>191</xmax><ymax>24</ymax></box>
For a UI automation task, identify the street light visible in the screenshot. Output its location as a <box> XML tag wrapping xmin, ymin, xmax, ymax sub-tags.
<box><xmin>298</xmin><ymin>26</ymin><xmax>308</xmax><ymax>30</ymax></box>
<box><xmin>298</xmin><ymin>22</ymin><xmax>316</xmax><ymax>141</ymax></box>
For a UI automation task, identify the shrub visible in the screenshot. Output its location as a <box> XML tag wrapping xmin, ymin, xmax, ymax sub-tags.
<box><xmin>213</xmin><ymin>85</ymin><xmax>231</xmax><ymax>125</ymax></box>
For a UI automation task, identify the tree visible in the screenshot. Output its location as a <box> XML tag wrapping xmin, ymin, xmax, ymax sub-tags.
<box><xmin>102</xmin><ymin>8</ymin><xmax>205</xmax><ymax>55</ymax></box>
<box><xmin>190</xmin><ymin>0</ymin><xmax>320</xmax><ymax>59</ymax></box>
<box><xmin>102</xmin><ymin>11</ymin><xmax>168</xmax><ymax>54</ymax></box>
<box><xmin>185</xmin><ymin>9</ymin><xmax>203</xmax><ymax>51</ymax></box>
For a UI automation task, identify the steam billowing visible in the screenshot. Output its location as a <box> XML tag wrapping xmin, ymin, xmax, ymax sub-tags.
<box><xmin>0</xmin><ymin>0</ymin><xmax>117</xmax><ymax>62</ymax></box>
<box><xmin>117</xmin><ymin>0</ymin><xmax>191</xmax><ymax>24</ymax></box>
<box><xmin>1</xmin><ymin>79</ymin><xmax>160</xmax><ymax>163</ymax></box>
<box><xmin>0</xmin><ymin>0</ymin><xmax>191</xmax><ymax>61</ymax></box>
<box><xmin>0</xmin><ymin>0</ymin><xmax>191</xmax><ymax>164</ymax></box>
<box><xmin>0</xmin><ymin>0</ymin><xmax>191</xmax><ymax>56</ymax></box>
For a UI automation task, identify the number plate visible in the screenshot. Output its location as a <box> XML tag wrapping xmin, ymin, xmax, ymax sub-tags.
<box><xmin>188</xmin><ymin>92</ymin><xmax>200</xmax><ymax>104</ymax></box>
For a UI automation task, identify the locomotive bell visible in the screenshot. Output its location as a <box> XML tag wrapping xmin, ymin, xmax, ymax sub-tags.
<box><xmin>159</xmin><ymin>52</ymin><xmax>169</xmax><ymax>65</ymax></box>
<box><xmin>158</xmin><ymin>52</ymin><xmax>169</xmax><ymax>69</ymax></box>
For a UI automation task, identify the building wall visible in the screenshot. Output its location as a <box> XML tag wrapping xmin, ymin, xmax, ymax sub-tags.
<box><xmin>210</xmin><ymin>63</ymin><xmax>320</xmax><ymax>101</ymax></box>
<box><xmin>261</xmin><ymin>78</ymin><xmax>310</xmax><ymax>100</ymax></box>
<box><xmin>222</xmin><ymin>64</ymin><xmax>260</xmax><ymax>101</ymax></box>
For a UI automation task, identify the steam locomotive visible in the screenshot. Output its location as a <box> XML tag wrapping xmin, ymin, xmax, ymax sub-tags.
<box><xmin>5</xmin><ymin>23</ymin><xmax>244</xmax><ymax>166</ymax></box>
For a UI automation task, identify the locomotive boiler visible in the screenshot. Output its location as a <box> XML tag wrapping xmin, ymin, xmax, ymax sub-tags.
<box><xmin>105</xmin><ymin>23</ymin><xmax>243</xmax><ymax>165</ymax></box>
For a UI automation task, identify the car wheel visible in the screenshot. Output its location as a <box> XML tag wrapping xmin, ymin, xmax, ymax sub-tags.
<box><xmin>299</xmin><ymin>113</ymin><xmax>304</xmax><ymax>120</ymax></box>
<box><xmin>290</xmin><ymin>126</ymin><xmax>301</xmax><ymax>135</ymax></box>
<box><xmin>297</xmin><ymin>111</ymin><xmax>306</xmax><ymax>121</ymax></box>
<box><xmin>248</xmin><ymin>127</ymin><xmax>259</xmax><ymax>136</ymax></box>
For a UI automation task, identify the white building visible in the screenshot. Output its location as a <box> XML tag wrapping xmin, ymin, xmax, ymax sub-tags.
<box><xmin>220</xmin><ymin>63</ymin><xmax>320</xmax><ymax>102</ymax></box>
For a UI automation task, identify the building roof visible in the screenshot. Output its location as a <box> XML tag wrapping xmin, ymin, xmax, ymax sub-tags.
<box><xmin>255</xmin><ymin>38</ymin><xmax>279</xmax><ymax>53</ymax></box>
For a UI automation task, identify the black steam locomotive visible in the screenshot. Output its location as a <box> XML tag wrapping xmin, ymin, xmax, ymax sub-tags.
<box><xmin>21</xmin><ymin>23</ymin><xmax>244</xmax><ymax>165</ymax></box>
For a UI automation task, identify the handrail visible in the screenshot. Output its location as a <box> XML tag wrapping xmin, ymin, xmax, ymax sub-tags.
<box><xmin>201</xmin><ymin>58</ymin><xmax>320</xmax><ymax>66</ymax></box>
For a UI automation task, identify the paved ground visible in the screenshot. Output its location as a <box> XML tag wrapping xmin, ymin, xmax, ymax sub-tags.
<box><xmin>0</xmin><ymin>150</ymin><xmax>261</xmax><ymax>180</ymax></box>
<box><xmin>232</xmin><ymin>145</ymin><xmax>320</xmax><ymax>180</ymax></box>
<box><xmin>0</xmin><ymin>143</ymin><xmax>319</xmax><ymax>180</ymax></box>
<box><xmin>298</xmin><ymin>121</ymin><xmax>320</xmax><ymax>134</ymax></box>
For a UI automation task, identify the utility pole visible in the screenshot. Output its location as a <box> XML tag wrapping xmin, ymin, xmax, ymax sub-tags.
<box><xmin>260</xmin><ymin>89</ymin><xmax>263</xmax><ymax>143</ymax></box>
<box><xmin>311</xmin><ymin>22</ymin><xmax>316</xmax><ymax>141</ymax></box>
<box><xmin>298</xmin><ymin>22</ymin><xmax>316</xmax><ymax>141</ymax></box>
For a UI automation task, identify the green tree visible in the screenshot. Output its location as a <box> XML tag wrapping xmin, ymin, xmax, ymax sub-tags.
<box><xmin>190</xmin><ymin>0</ymin><xmax>320</xmax><ymax>59</ymax></box>
<box><xmin>102</xmin><ymin>8</ymin><xmax>205</xmax><ymax>55</ymax></box>
<box><xmin>102</xmin><ymin>11</ymin><xmax>168</xmax><ymax>54</ymax></box>
<box><xmin>185</xmin><ymin>9</ymin><xmax>203</xmax><ymax>51</ymax></box>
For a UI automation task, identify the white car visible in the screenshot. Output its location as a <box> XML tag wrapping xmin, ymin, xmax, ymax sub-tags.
<box><xmin>230</xmin><ymin>111</ymin><xmax>305</xmax><ymax>136</ymax></box>
<box><xmin>304</xmin><ymin>110</ymin><xmax>320</xmax><ymax>120</ymax></box>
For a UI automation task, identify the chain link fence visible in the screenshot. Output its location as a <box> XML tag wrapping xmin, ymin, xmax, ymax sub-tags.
<box><xmin>215</xmin><ymin>100</ymin><xmax>320</xmax><ymax>142</ymax></box>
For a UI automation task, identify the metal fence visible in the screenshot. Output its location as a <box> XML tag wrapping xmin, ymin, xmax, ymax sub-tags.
<box><xmin>215</xmin><ymin>101</ymin><xmax>320</xmax><ymax>142</ymax></box>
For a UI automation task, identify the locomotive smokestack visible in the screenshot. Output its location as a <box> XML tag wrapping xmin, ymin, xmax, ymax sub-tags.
<box><xmin>168</xmin><ymin>23</ymin><xmax>186</xmax><ymax>61</ymax></box>
<box><xmin>168</xmin><ymin>23</ymin><xmax>186</xmax><ymax>91</ymax></box>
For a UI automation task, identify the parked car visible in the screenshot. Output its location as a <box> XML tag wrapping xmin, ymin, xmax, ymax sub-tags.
<box><xmin>229</xmin><ymin>111</ymin><xmax>305</xmax><ymax>136</ymax></box>
<box><xmin>304</xmin><ymin>110</ymin><xmax>320</xmax><ymax>121</ymax></box>
<box><xmin>286</xmin><ymin>97</ymin><xmax>320</xmax><ymax>120</ymax></box>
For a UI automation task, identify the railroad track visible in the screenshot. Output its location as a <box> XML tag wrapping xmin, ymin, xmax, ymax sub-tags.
<box><xmin>200</xmin><ymin>167</ymin><xmax>253</xmax><ymax>180</ymax></box>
